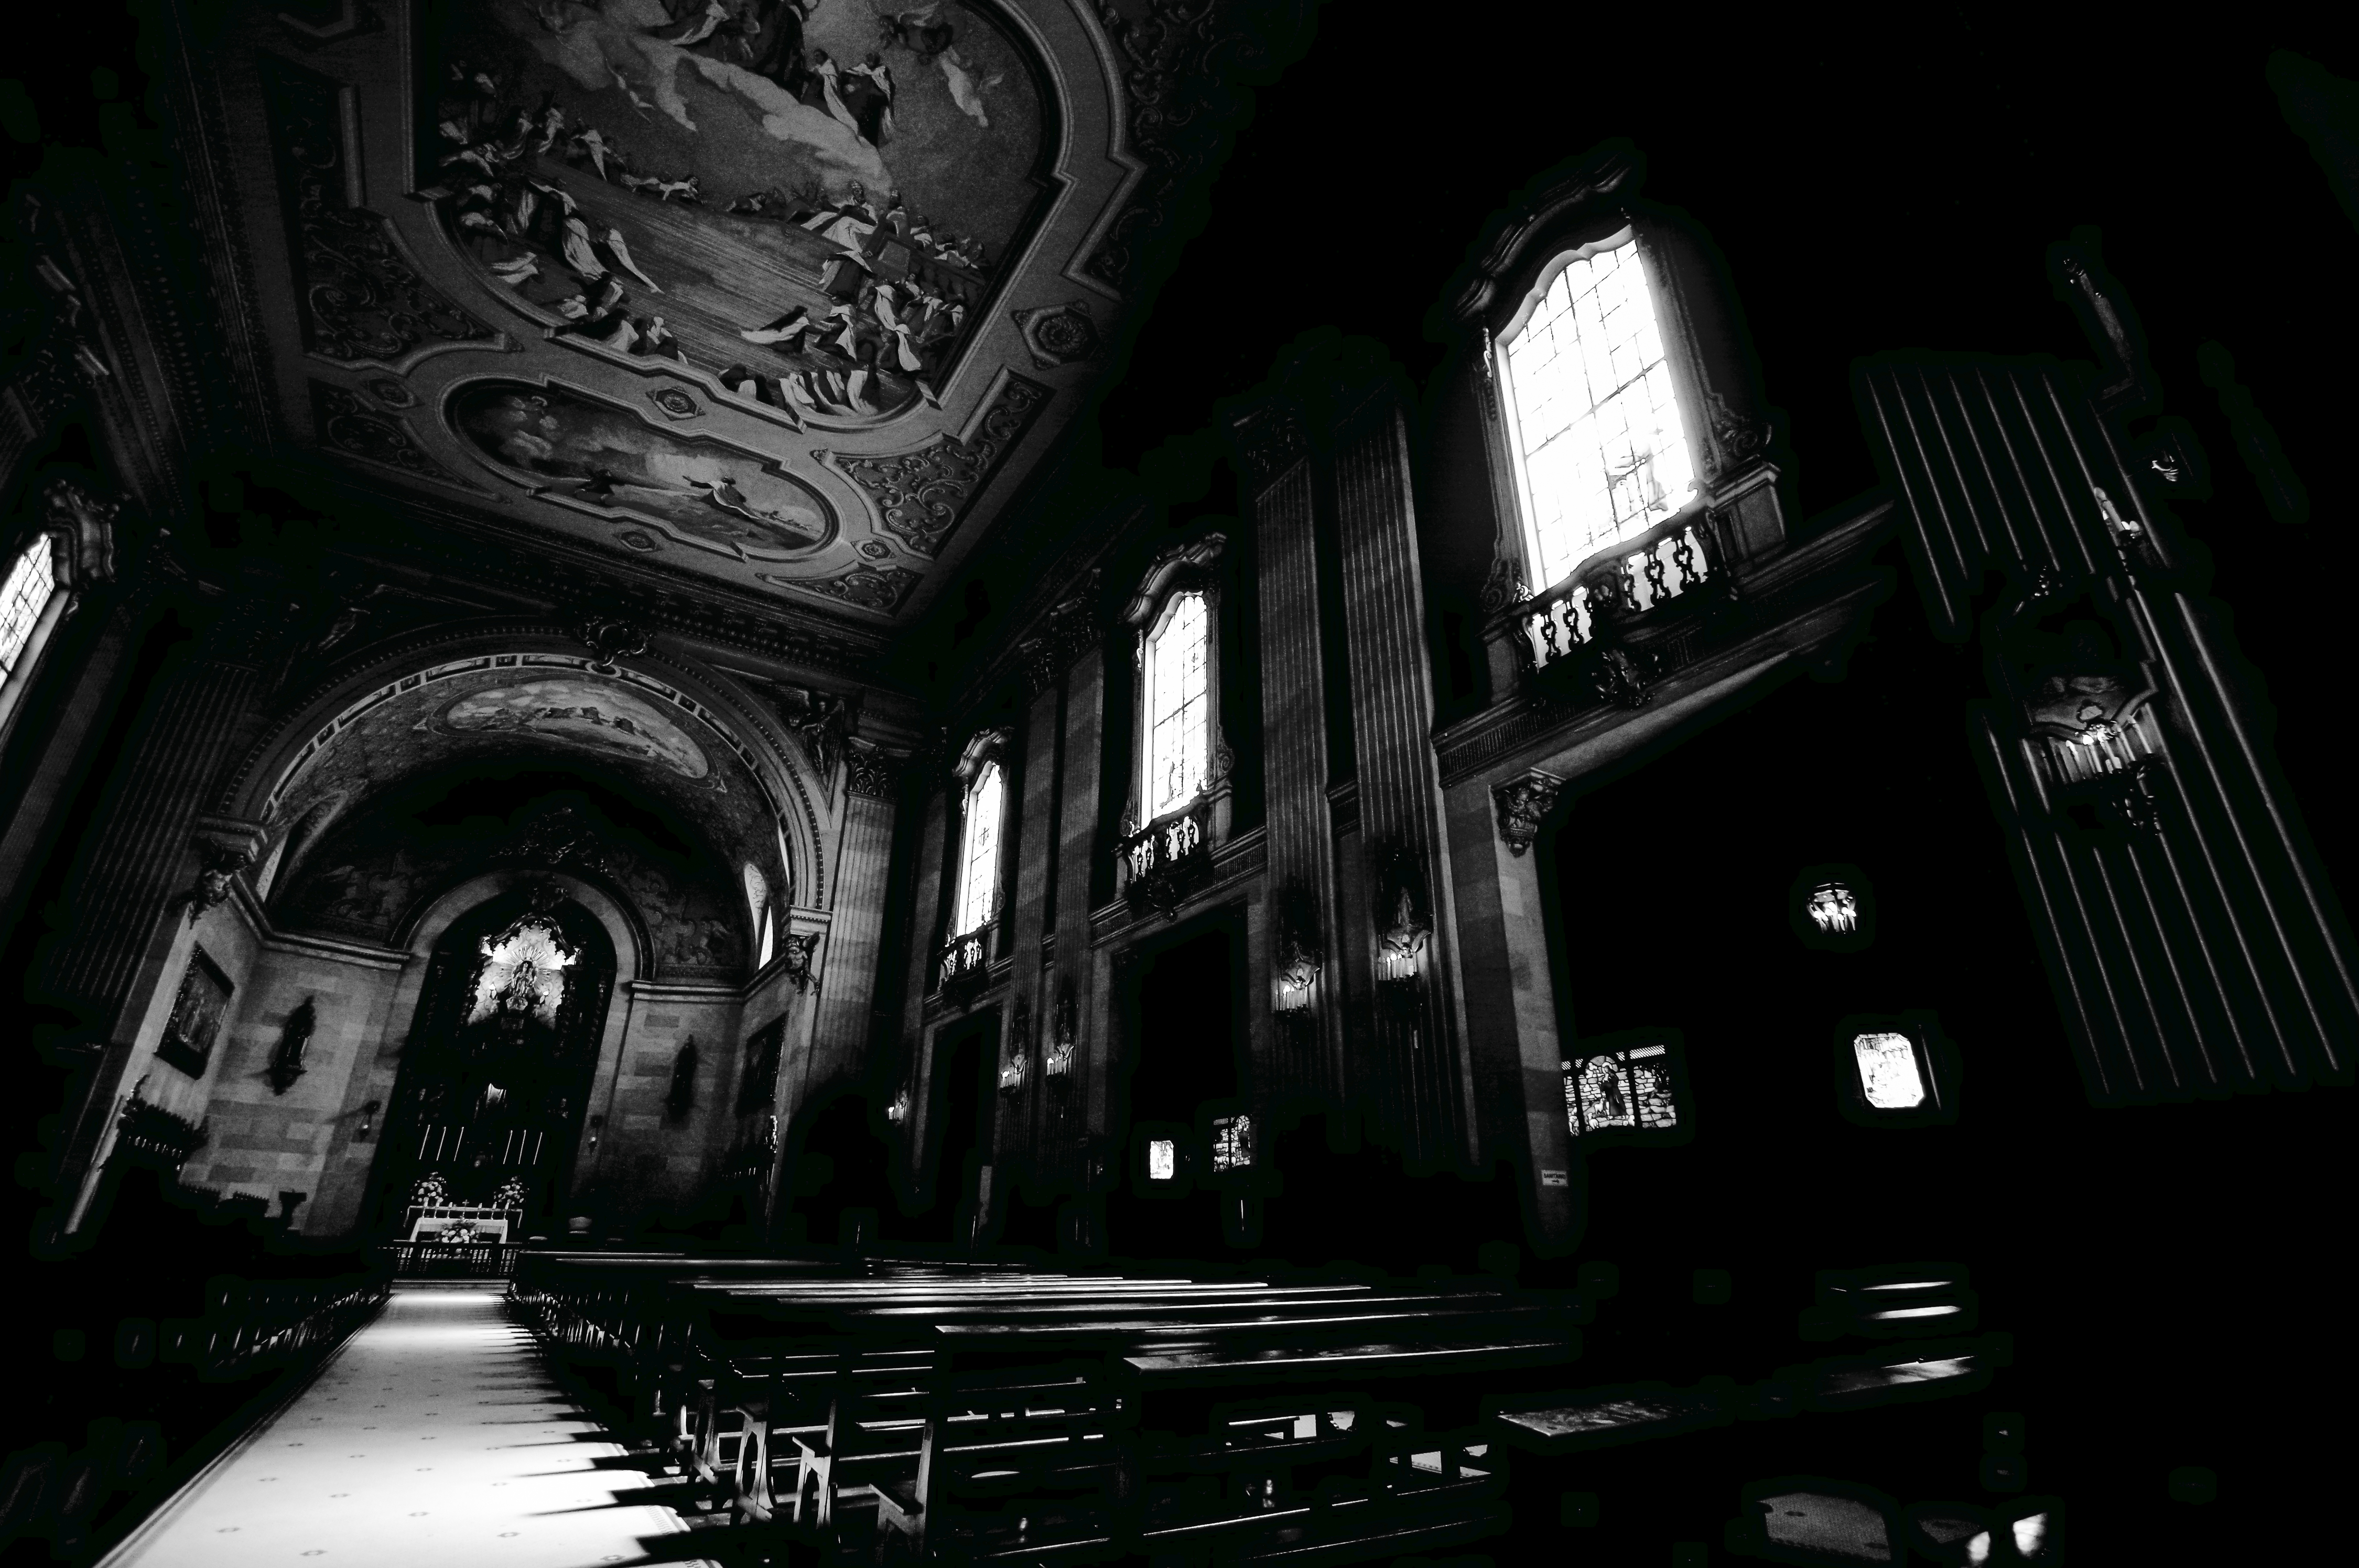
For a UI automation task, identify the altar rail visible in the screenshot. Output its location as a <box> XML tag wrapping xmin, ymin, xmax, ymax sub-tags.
<box><xmin>381</xmin><ymin>1240</ymin><xmax>521</xmax><ymax>1279</ymax></box>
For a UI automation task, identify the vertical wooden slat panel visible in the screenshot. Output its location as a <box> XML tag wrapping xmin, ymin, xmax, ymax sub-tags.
<box><xmin>1870</xmin><ymin>358</ymin><xmax>2359</xmax><ymax>1102</ymax></box>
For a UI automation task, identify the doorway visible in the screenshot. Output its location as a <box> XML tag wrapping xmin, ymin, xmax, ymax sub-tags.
<box><xmin>366</xmin><ymin>888</ymin><xmax>616</xmax><ymax>1236</ymax></box>
<box><xmin>1107</xmin><ymin>920</ymin><xmax>1245</xmax><ymax>1263</ymax></box>
<box><xmin>911</xmin><ymin>1011</ymin><xmax>998</xmax><ymax>1246</ymax></box>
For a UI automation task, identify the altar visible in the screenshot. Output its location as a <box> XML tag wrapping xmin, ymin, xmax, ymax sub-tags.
<box><xmin>405</xmin><ymin>1205</ymin><xmax>523</xmax><ymax>1244</ymax></box>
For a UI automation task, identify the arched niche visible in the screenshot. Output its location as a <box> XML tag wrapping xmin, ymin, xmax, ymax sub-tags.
<box><xmin>341</xmin><ymin>869</ymin><xmax>644</xmax><ymax>1238</ymax></box>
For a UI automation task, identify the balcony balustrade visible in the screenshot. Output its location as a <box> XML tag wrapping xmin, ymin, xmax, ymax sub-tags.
<box><xmin>1114</xmin><ymin>803</ymin><xmax>1215</xmax><ymax>919</ymax></box>
<box><xmin>1517</xmin><ymin>517</ymin><xmax>1723</xmax><ymax>675</ymax></box>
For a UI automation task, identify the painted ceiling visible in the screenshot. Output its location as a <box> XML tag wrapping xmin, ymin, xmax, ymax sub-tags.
<box><xmin>260</xmin><ymin>655</ymin><xmax>793</xmax><ymax>920</ymax></box>
<box><xmin>214</xmin><ymin>0</ymin><xmax>1142</xmax><ymax>639</ymax></box>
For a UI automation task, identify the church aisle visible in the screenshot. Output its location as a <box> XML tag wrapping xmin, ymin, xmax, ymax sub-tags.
<box><xmin>102</xmin><ymin>1284</ymin><xmax>719</xmax><ymax>1568</ymax></box>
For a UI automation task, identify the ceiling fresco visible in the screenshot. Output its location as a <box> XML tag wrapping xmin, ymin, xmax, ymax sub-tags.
<box><xmin>259</xmin><ymin>654</ymin><xmax>796</xmax><ymax>913</ymax></box>
<box><xmin>217</xmin><ymin>0</ymin><xmax>1143</xmax><ymax>636</ymax></box>
<box><xmin>423</xmin><ymin>0</ymin><xmax>1043</xmax><ymax>420</ymax></box>
<box><xmin>272</xmin><ymin>794</ymin><xmax>752</xmax><ymax>980</ymax></box>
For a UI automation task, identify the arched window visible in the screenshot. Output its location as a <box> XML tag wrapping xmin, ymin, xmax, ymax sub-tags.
<box><xmin>742</xmin><ymin>863</ymin><xmax>775</xmax><ymax>968</ymax></box>
<box><xmin>0</xmin><ymin>481</ymin><xmax>117</xmax><ymax>754</ymax></box>
<box><xmin>1495</xmin><ymin>233</ymin><xmax>1698</xmax><ymax>589</ymax></box>
<box><xmin>1141</xmin><ymin>589</ymin><xmax>1209</xmax><ymax>824</ymax></box>
<box><xmin>0</xmin><ymin>532</ymin><xmax>59</xmax><ymax>688</ymax></box>
<box><xmin>950</xmin><ymin>758</ymin><xmax>1005</xmax><ymax>939</ymax></box>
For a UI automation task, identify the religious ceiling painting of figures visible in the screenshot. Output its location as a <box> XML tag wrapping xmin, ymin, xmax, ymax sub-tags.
<box><xmin>449</xmin><ymin>379</ymin><xmax>837</xmax><ymax>556</ymax></box>
<box><xmin>422</xmin><ymin>1</ymin><xmax>1047</xmax><ymax>420</ymax></box>
<box><xmin>435</xmin><ymin>677</ymin><xmax>714</xmax><ymax>778</ymax></box>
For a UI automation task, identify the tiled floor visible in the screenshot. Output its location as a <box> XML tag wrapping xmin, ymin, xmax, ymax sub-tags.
<box><xmin>101</xmin><ymin>1284</ymin><xmax>719</xmax><ymax>1568</ymax></box>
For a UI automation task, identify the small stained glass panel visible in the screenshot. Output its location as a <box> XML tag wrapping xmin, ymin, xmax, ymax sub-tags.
<box><xmin>1577</xmin><ymin>1053</ymin><xmax>1636</xmax><ymax>1131</ymax></box>
<box><xmin>1146</xmin><ymin>1138</ymin><xmax>1177</xmax><ymax>1182</ymax></box>
<box><xmin>1854</xmin><ymin>1031</ymin><xmax>1928</xmax><ymax>1109</ymax></box>
<box><xmin>1210</xmin><ymin>1114</ymin><xmax>1252</xmax><ymax>1172</ymax></box>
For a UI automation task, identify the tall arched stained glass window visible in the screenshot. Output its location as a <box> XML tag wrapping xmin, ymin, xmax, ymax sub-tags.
<box><xmin>951</xmin><ymin>759</ymin><xmax>1005</xmax><ymax>939</ymax></box>
<box><xmin>1141</xmin><ymin>590</ymin><xmax>1209</xmax><ymax>823</ymax></box>
<box><xmin>1496</xmin><ymin>236</ymin><xmax>1698</xmax><ymax>589</ymax></box>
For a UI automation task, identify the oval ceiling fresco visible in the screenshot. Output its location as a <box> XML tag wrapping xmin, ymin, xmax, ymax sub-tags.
<box><xmin>423</xmin><ymin>0</ymin><xmax>1047</xmax><ymax>420</ymax></box>
<box><xmin>449</xmin><ymin>378</ymin><xmax>836</xmax><ymax>557</ymax></box>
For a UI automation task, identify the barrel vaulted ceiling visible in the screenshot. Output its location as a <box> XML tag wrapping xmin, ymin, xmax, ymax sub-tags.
<box><xmin>189</xmin><ymin>0</ymin><xmax>1263</xmax><ymax>665</ymax></box>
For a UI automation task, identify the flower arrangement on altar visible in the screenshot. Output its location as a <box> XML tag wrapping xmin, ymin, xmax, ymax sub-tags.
<box><xmin>410</xmin><ymin>1171</ymin><xmax>448</xmax><ymax>1208</ymax></box>
<box><xmin>490</xmin><ymin>1175</ymin><xmax>527</xmax><ymax>1212</ymax></box>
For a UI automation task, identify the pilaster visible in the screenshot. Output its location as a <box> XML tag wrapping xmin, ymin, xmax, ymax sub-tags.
<box><xmin>1233</xmin><ymin>398</ymin><xmax>1343</xmax><ymax>1108</ymax></box>
<box><xmin>1327</xmin><ymin>388</ymin><xmax>1476</xmax><ymax>1168</ymax></box>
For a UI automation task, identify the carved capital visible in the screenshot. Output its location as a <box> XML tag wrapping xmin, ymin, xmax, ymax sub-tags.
<box><xmin>1232</xmin><ymin>400</ymin><xmax>1309</xmax><ymax>488</ymax></box>
<box><xmin>844</xmin><ymin>742</ymin><xmax>906</xmax><ymax>800</ymax></box>
<box><xmin>1492</xmin><ymin>769</ymin><xmax>1567</xmax><ymax>857</ymax></box>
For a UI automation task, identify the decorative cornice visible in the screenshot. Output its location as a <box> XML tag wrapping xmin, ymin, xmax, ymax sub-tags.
<box><xmin>762</xmin><ymin>563</ymin><xmax>922</xmax><ymax>613</ymax></box>
<box><xmin>44</xmin><ymin>480</ymin><xmax>120</xmax><ymax>586</ymax></box>
<box><xmin>1081</xmin><ymin>0</ymin><xmax>1316</xmax><ymax>293</ymax></box>
<box><xmin>821</xmin><ymin>374</ymin><xmax>1052</xmax><ymax>558</ymax></box>
<box><xmin>1447</xmin><ymin>140</ymin><xmax>1644</xmax><ymax>328</ymax></box>
<box><xmin>1015</xmin><ymin>569</ymin><xmax>1106</xmax><ymax>697</ymax></box>
<box><xmin>1122</xmin><ymin>535</ymin><xmax>1225</xmax><ymax>627</ymax></box>
<box><xmin>256</xmin><ymin>52</ymin><xmax>501</xmax><ymax>369</ymax></box>
<box><xmin>310</xmin><ymin>382</ymin><xmax>479</xmax><ymax>490</ymax></box>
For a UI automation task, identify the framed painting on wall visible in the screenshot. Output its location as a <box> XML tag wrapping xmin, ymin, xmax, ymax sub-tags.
<box><xmin>157</xmin><ymin>946</ymin><xmax>234</xmax><ymax>1079</ymax></box>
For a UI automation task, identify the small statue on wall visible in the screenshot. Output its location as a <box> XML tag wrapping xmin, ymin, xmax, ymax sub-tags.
<box><xmin>780</xmin><ymin>931</ymin><xmax>821</xmax><ymax>994</ymax></box>
<box><xmin>265</xmin><ymin>996</ymin><xmax>317</xmax><ymax>1095</ymax></box>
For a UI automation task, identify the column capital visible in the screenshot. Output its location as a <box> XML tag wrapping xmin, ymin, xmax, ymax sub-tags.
<box><xmin>843</xmin><ymin>741</ymin><xmax>908</xmax><ymax>801</ymax></box>
<box><xmin>1491</xmin><ymin>769</ymin><xmax>1567</xmax><ymax>857</ymax></box>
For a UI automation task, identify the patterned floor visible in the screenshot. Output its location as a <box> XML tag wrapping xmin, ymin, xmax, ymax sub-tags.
<box><xmin>100</xmin><ymin>1284</ymin><xmax>718</xmax><ymax>1568</ymax></box>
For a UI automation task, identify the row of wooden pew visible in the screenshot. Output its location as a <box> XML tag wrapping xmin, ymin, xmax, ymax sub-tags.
<box><xmin>511</xmin><ymin>1253</ymin><xmax>1584</xmax><ymax>1564</ymax></box>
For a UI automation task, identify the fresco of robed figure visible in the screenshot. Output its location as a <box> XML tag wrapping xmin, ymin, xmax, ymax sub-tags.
<box><xmin>423</xmin><ymin>1</ymin><xmax>1044</xmax><ymax>420</ymax></box>
<box><xmin>450</xmin><ymin>380</ymin><xmax>838</xmax><ymax>558</ymax></box>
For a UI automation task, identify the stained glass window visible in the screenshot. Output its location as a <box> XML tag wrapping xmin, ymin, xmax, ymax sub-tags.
<box><xmin>1211</xmin><ymin>1114</ymin><xmax>1252</xmax><ymax>1172</ymax></box>
<box><xmin>951</xmin><ymin>759</ymin><xmax>1004</xmax><ymax>938</ymax></box>
<box><xmin>743</xmin><ymin>863</ymin><xmax>774</xmax><ymax>967</ymax></box>
<box><xmin>1563</xmin><ymin>1043</ymin><xmax>1680</xmax><ymax>1139</ymax></box>
<box><xmin>1142</xmin><ymin>591</ymin><xmax>1210</xmax><ymax>822</ymax></box>
<box><xmin>1853</xmin><ymin>1031</ymin><xmax>1928</xmax><ymax>1109</ymax></box>
<box><xmin>0</xmin><ymin>534</ymin><xmax>58</xmax><ymax>689</ymax></box>
<box><xmin>1498</xmin><ymin>239</ymin><xmax>1697</xmax><ymax>589</ymax></box>
<box><xmin>1146</xmin><ymin>1137</ymin><xmax>1177</xmax><ymax>1182</ymax></box>
<box><xmin>469</xmin><ymin>919</ymin><xmax>575</xmax><ymax>1025</ymax></box>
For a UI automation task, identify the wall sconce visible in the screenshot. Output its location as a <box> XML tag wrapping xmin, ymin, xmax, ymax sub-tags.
<box><xmin>998</xmin><ymin>1054</ymin><xmax>1027</xmax><ymax>1095</ymax></box>
<box><xmin>1806</xmin><ymin>883</ymin><xmax>1859</xmax><ymax>935</ymax></box>
<box><xmin>1793</xmin><ymin>864</ymin><xmax>1875</xmax><ymax>951</ymax></box>
<box><xmin>1042</xmin><ymin>1041</ymin><xmax>1074</xmax><ymax>1080</ymax></box>
<box><xmin>352</xmin><ymin>1098</ymin><xmax>381</xmax><ymax>1143</ymax></box>
<box><xmin>587</xmin><ymin>1113</ymin><xmax>604</xmax><ymax>1151</ymax></box>
<box><xmin>886</xmin><ymin>1088</ymin><xmax>910</xmax><ymax>1126</ymax></box>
